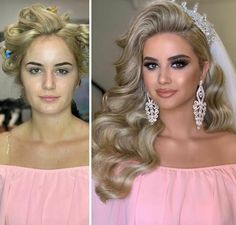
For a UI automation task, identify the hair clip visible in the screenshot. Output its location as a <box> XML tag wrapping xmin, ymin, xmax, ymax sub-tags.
<box><xmin>5</xmin><ymin>49</ymin><xmax>12</xmax><ymax>59</ymax></box>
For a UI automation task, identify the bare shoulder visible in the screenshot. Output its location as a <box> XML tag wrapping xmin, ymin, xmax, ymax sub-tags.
<box><xmin>0</xmin><ymin>132</ymin><xmax>8</xmax><ymax>150</ymax></box>
<box><xmin>211</xmin><ymin>132</ymin><xmax>236</xmax><ymax>162</ymax></box>
<box><xmin>73</xmin><ymin>118</ymin><xmax>89</xmax><ymax>140</ymax></box>
<box><xmin>205</xmin><ymin>131</ymin><xmax>236</xmax><ymax>144</ymax></box>
<box><xmin>0</xmin><ymin>132</ymin><xmax>9</xmax><ymax>163</ymax></box>
<box><xmin>212</xmin><ymin>131</ymin><xmax>236</xmax><ymax>144</ymax></box>
<box><xmin>70</xmin><ymin>119</ymin><xmax>89</xmax><ymax>166</ymax></box>
<box><xmin>221</xmin><ymin>132</ymin><xmax>236</xmax><ymax>148</ymax></box>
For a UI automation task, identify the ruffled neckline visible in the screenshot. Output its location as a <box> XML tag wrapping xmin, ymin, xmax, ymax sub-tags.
<box><xmin>158</xmin><ymin>163</ymin><xmax>236</xmax><ymax>171</ymax></box>
<box><xmin>0</xmin><ymin>164</ymin><xmax>88</xmax><ymax>173</ymax></box>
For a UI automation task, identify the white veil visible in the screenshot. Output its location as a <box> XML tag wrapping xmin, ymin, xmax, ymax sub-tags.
<box><xmin>210</xmin><ymin>33</ymin><xmax>236</xmax><ymax>125</ymax></box>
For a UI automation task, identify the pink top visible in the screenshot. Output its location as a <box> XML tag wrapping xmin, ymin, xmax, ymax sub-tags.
<box><xmin>93</xmin><ymin>164</ymin><xmax>236</xmax><ymax>225</ymax></box>
<box><xmin>0</xmin><ymin>165</ymin><xmax>89</xmax><ymax>225</ymax></box>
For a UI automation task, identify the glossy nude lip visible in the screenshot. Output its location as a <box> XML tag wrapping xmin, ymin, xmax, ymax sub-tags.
<box><xmin>39</xmin><ymin>96</ymin><xmax>60</xmax><ymax>102</ymax></box>
<box><xmin>156</xmin><ymin>89</ymin><xmax>177</xmax><ymax>98</ymax></box>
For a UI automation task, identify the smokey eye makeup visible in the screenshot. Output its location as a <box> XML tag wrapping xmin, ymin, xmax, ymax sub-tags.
<box><xmin>171</xmin><ymin>58</ymin><xmax>190</xmax><ymax>69</ymax></box>
<box><xmin>143</xmin><ymin>56</ymin><xmax>159</xmax><ymax>71</ymax></box>
<box><xmin>142</xmin><ymin>55</ymin><xmax>190</xmax><ymax>71</ymax></box>
<box><xmin>143</xmin><ymin>61</ymin><xmax>159</xmax><ymax>71</ymax></box>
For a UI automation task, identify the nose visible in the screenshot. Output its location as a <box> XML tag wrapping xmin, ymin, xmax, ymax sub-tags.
<box><xmin>42</xmin><ymin>71</ymin><xmax>56</xmax><ymax>90</ymax></box>
<box><xmin>158</xmin><ymin>67</ymin><xmax>171</xmax><ymax>85</ymax></box>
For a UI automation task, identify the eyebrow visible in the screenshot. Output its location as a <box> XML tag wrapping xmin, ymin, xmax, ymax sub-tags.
<box><xmin>25</xmin><ymin>62</ymin><xmax>42</xmax><ymax>66</ymax></box>
<box><xmin>55</xmin><ymin>62</ymin><xmax>73</xmax><ymax>67</ymax></box>
<box><xmin>25</xmin><ymin>62</ymin><xmax>73</xmax><ymax>67</ymax></box>
<box><xmin>143</xmin><ymin>54</ymin><xmax>190</xmax><ymax>62</ymax></box>
<box><xmin>168</xmin><ymin>55</ymin><xmax>190</xmax><ymax>61</ymax></box>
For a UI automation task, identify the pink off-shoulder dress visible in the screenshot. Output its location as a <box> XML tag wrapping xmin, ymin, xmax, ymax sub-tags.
<box><xmin>93</xmin><ymin>165</ymin><xmax>236</xmax><ymax>225</ymax></box>
<box><xmin>0</xmin><ymin>165</ymin><xmax>88</xmax><ymax>225</ymax></box>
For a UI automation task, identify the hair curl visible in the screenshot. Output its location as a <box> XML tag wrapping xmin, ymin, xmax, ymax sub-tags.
<box><xmin>0</xmin><ymin>4</ymin><xmax>89</xmax><ymax>84</ymax></box>
<box><xmin>93</xmin><ymin>0</ymin><xmax>235</xmax><ymax>202</ymax></box>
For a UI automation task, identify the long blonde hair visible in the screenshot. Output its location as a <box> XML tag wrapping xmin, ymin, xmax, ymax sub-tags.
<box><xmin>1</xmin><ymin>4</ymin><xmax>88</xmax><ymax>84</ymax></box>
<box><xmin>93</xmin><ymin>0</ymin><xmax>235</xmax><ymax>202</ymax></box>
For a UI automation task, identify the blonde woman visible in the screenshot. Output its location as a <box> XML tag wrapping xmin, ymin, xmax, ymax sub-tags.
<box><xmin>93</xmin><ymin>1</ymin><xmax>236</xmax><ymax>224</ymax></box>
<box><xmin>0</xmin><ymin>4</ymin><xmax>89</xmax><ymax>224</ymax></box>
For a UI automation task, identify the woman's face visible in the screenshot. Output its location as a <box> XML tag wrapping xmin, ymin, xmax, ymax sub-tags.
<box><xmin>142</xmin><ymin>32</ymin><xmax>208</xmax><ymax>112</ymax></box>
<box><xmin>21</xmin><ymin>35</ymin><xmax>79</xmax><ymax>115</ymax></box>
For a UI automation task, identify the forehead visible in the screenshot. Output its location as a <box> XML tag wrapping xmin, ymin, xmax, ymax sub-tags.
<box><xmin>143</xmin><ymin>32</ymin><xmax>196</xmax><ymax>58</ymax></box>
<box><xmin>23</xmin><ymin>35</ymin><xmax>76</xmax><ymax>63</ymax></box>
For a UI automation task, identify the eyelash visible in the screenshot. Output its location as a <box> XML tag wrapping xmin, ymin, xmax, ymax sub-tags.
<box><xmin>143</xmin><ymin>59</ymin><xmax>189</xmax><ymax>71</ymax></box>
<box><xmin>27</xmin><ymin>68</ymin><xmax>70</xmax><ymax>75</ymax></box>
<box><xmin>171</xmin><ymin>60</ymin><xmax>189</xmax><ymax>69</ymax></box>
<box><xmin>28</xmin><ymin>67</ymin><xmax>42</xmax><ymax>75</ymax></box>
<box><xmin>56</xmin><ymin>68</ymin><xmax>69</xmax><ymax>75</ymax></box>
<box><xmin>143</xmin><ymin>62</ymin><xmax>158</xmax><ymax>71</ymax></box>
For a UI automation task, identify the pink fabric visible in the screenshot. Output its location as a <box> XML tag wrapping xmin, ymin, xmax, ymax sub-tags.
<box><xmin>0</xmin><ymin>165</ymin><xmax>89</xmax><ymax>225</ymax></box>
<box><xmin>93</xmin><ymin>164</ymin><xmax>236</xmax><ymax>225</ymax></box>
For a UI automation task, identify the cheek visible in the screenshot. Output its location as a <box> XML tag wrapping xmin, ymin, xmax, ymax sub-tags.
<box><xmin>21</xmin><ymin>78</ymin><xmax>32</xmax><ymax>93</ymax></box>
<box><xmin>175</xmin><ymin>72</ymin><xmax>199</xmax><ymax>97</ymax></box>
<box><xmin>143</xmin><ymin>71</ymin><xmax>156</xmax><ymax>90</ymax></box>
<box><xmin>175</xmin><ymin>69</ymin><xmax>199</xmax><ymax>86</ymax></box>
<box><xmin>59</xmin><ymin>79</ymin><xmax>77</xmax><ymax>94</ymax></box>
<box><xmin>71</xmin><ymin>73</ymin><xmax>80</xmax><ymax>89</ymax></box>
<box><xmin>21</xmin><ymin>78</ymin><xmax>42</xmax><ymax>101</ymax></box>
<box><xmin>22</xmin><ymin>79</ymin><xmax>39</xmax><ymax>92</ymax></box>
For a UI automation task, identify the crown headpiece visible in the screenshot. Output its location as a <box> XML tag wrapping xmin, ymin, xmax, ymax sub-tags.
<box><xmin>172</xmin><ymin>1</ymin><xmax>216</xmax><ymax>45</ymax></box>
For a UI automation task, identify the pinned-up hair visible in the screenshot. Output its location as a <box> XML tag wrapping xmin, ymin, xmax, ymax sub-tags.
<box><xmin>1</xmin><ymin>4</ymin><xmax>89</xmax><ymax>84</ymax></box>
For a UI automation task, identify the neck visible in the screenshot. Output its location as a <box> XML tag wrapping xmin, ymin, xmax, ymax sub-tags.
<box><xmin>159</xmin><ymin>102</ymin><xmax>205</xmax><ymax>139</ymax></box>
<box><xmin>27</xmin><ymin>109</ymin><xmax>76</xmax><ymax>143</ymax></box>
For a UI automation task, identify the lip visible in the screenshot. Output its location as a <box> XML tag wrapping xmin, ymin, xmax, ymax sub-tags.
<box><xmin>156</xmin><ymin>89</ymin><xmax>177</xmax><ymax>98</ymax></box>
<box><xmin>39</xmin><ymin>96</ymin><xmax>60</xmax><ymax>102</ymax></box>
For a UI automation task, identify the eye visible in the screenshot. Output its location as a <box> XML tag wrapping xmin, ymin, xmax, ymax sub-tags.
<box><xmin>56</xmin><ymin>68</ymin><xmax>69</xmax><ymax>75</ymax></box>
<box><xmin>143</xmin><ymin>62</ymin><xmax>159</xmax><ymax>71</ymax></box>
<box><xmin>28</xmin><ymin>67</ymin><xmax>42</xmax><ymax>75</ymax></box>
<box><xmin>171</xmin><ymin>59</ymin><xmax>189</xmax><ymax>69</ymax></box>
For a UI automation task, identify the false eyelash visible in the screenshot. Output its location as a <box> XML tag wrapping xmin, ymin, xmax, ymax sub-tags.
<box><xmin>143</xmin><ymin>62</ymin><xmax>158</xmax><ymax>70</ymax></box>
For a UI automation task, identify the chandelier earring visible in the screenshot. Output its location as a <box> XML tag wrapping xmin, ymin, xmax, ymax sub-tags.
<box><xmin>145</xmin><ymin>93</ymin><xmax>159</xmax><ymax>125</ymax></box>
<box><xmin>193</xmin><ymin>80</ymin><xmax>206</xmax><ymax>129</ymax></box>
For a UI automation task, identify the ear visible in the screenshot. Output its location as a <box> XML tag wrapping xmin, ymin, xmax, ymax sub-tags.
<box><xmin>77</xmin><ymin>79</ymin><xmax>81</xmax><ymax>87</ymax></box>
<box><xmin>200</xmin><ymin>61</ymin><xmax>209</xmax><ymax>82</ymax></box>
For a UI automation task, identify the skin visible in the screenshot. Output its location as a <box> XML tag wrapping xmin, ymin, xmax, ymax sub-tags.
<box><xmin>21</xmin><ymin>35</ymin><xmax>79</xmax><ymax>116</ymax></box>
<box><xmin>0</xmin><ymin>35</ymin><xmax>89</xmax><ymax>169</ymax></box>
<box><xmin>143</xmin><ymin>33</ymin><xmax>208</xmax><ymax>113</ymax></box>
<box><xmin>143</xmin><ymin>33</ymin><xmax>236</xmax><ymax>168</ymax></box>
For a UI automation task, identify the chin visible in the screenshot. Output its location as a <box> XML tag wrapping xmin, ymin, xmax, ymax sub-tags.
<box><xmin>159</xmin><ymin>100</ymin><xmax>193</xmax><ymax>112</ymax></box>
<box><xmin>156</xmin><ymin>100</ymin><xmax>178</xmax><ymax>109</ymax></box>
<box><xmin>30</xmin><ymin>99</ymin><xmax>72</xmax><ymax>115</ymax></box>
<box><xmin>33</xmin><ymin>105</ymin><xmax>68</xmax><ymax>115</ymax></box>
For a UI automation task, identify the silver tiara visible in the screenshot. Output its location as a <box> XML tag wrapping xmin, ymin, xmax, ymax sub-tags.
<box><xmin>172</xmin><ymin>1</ymin><xmax>216</xmax><ymax>45</ymax></box>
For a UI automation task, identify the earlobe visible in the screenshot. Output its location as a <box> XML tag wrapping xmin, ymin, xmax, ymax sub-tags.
<box><xmin>74</xmin><ymin>78</ymin><xmax>81</xmax><ymax>88</ymax></box>
<box><xmin>200</xmin><ymin>61</ymin><xmax>209</xmax><ymax>82</ymax></box>
<box><xmin>77</xmin><ymin>79</ymin><xmax>81</xmax><ymax>87</ymax></box>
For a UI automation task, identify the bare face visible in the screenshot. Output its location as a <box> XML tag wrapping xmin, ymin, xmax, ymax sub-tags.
<box><xmin>21</xmin><ymin>35</ymin><xmax>79</xmax><ymax>115</ymax></box>
<box><xmin>142</xmin><ymin>33</ymin><xmax>208</xmax><ymax>111</ymax></box>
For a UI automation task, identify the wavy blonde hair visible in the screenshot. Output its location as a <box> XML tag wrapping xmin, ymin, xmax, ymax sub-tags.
<box><xmin>93</xmin><ymin>0</ymin><xmax>235</xmax><ymax>202</ymax></box>
<box><xmin>1</xmin><ymin>4</ymin><xmax>88</xmax><ymax>84</ymax></box>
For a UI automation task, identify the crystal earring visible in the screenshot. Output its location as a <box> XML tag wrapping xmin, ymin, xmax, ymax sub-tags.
<box><xmin>145</xmin><ymin>93</ymin><xmax>159</xmax><ymax>124</ymax></box>
<box><xmin>193</xmin><ymin>80</ymin><xmax>206</xmax><ymax>129</ymax></box>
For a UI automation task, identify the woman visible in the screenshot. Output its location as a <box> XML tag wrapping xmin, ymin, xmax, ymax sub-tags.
<box><xmin>93</xmin><ymin>1</ymin><xmax>236</xmax><ymax>224</ymax></box>
<box><xmin>0</xmin><ymin>4</ymin><xmax>89</xmax><ymax>224</ymax></box>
